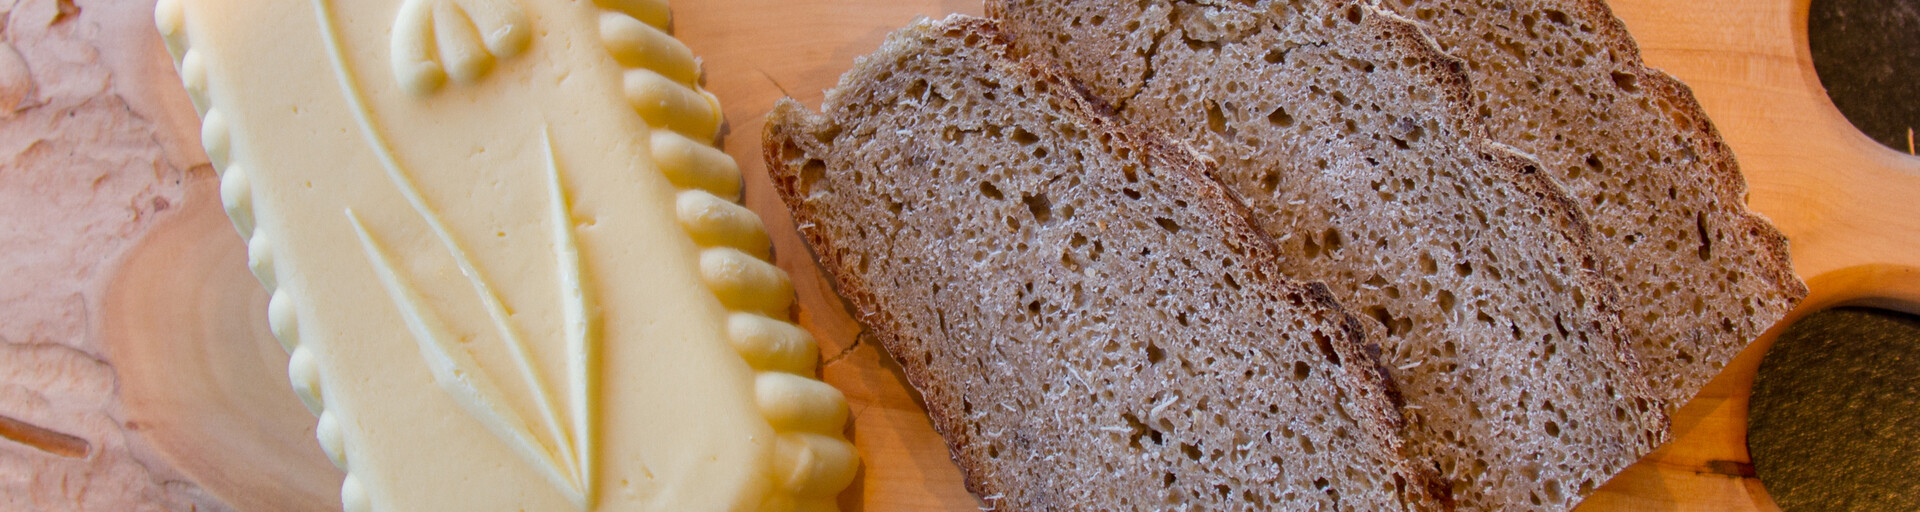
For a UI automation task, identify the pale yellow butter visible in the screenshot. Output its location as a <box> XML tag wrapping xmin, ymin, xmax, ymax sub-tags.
<box><xmin>155</xmin><ymin>0</ymin><xmax>855</xmax><ymax>510</ymax></box>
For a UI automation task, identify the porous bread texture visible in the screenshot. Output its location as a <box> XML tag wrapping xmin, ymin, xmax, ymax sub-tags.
<box><xmin>990</xmin><ymin>1</ymin><xmax>1668</xmax><ymax>510</ymax></box>
<box><xmin>1371</xmin><ymin>0</ymin><xmax>1807</xmax><ymax>408</ymax></box>
<box><xmin>766</xmin><ymin>16</ymin><xmax>1441</xmax><ymax>511</ymax></box>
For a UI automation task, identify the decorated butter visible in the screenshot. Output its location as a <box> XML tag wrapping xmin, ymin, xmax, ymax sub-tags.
<box><xmin>153</xmin><ymin>0</ymin><xmax>856</xmax><ymax>510</ymax></box>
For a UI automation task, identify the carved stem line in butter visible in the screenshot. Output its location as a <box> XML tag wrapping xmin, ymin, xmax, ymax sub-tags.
<box><xmin>313</xmin><ymin>0</ymin><xmax>587</xmax><ymax>504</ymax></box>
<box><xmin>347</xmin><ymin>210</ymin><xmax>586</xmax><ymax>505</ymax></box>
<box><xmin>541</xmin><ymin>127</ymin><xmax>598</xmax><ymax>506</ymax></box>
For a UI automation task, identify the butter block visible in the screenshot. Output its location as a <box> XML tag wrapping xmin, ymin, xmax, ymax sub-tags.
<box><xmin>156</xmin><ymin>0</ymin><xmax>855</xmax><ymax>510</ymax></box>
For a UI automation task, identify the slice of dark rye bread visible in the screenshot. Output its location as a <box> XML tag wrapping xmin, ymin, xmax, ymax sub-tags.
<box><xmin>766</xmin><ymin>16</ymin><xmax>1444</xmax><ymax>511</ymax></box>
<box><xmin>990</xmin><ymin>1</ymin><xmax>1667</xmax><ymax>510</ymax></box>
<box><xmin>1370</xmin><ymin>0</ymin><xmax>1808</xmax><ymax>408</ymax></box>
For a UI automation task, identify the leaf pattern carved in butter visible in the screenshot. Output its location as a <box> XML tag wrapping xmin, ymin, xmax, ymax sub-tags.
<box><xmin>344</xmin><ymin>132</ymin><xmax>596</xmax><ymax>509</ymax></box>
<box><xmin>313</xmin><ymin>0</ymin><xmax>593</xmax><ymax>506</ymax></box>
<box><xmin>390</xmin><ymin>0</ymin><xmax>532</xmax><ymax>95</ymax></box>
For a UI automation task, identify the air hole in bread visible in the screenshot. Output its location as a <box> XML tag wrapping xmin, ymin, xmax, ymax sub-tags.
<box><xmin>1544</xmin><ymin>10</ymin><xmax>1571</xmax><ymax>26</ymax></box>
<box><xmin>1362</xmin><ymin>274</ymin><xmax>1389</xmax><ymax>288</ymax></box>
<box><xmin>798</xmin><ymin>159</ymin><xmax>827</xmax><ymax>197</ymax></box>
<box><xmin>1264</xmin><ymin>48</ymin><xmax>1288</xmax><ymax>64</ymax></box>
<box><xmin>778</xmin><ymin>140</ymin><xmax>806</xmax><ymax>162</ymax></box>
<box><xmin>979</xmin><ymin>180</ymin><xmax>1004</xmax><ymax>200</ymax></box>
<box><xmin>1322</xmin><ymin>228</ymin><xmax>1344</xmax><ymax>253</ymax></box>
<box><xmin>1022</xmin><ymin>192</ymin><xmax>1053</xmax><ymax>223</ymax></box>
<box><xmin>1312</xmin><ymin>331</ymin><xmax>1340</xmax><ymax>365</ymax></box>
<box><xmin>1266</xmin><ymin>106</ymin><xmax>1295</xmax><ymax>128</ymax></box>
<box><xmin>1181</xmin><ymin>443</ymin><xmax>1203</xmax><ymax>461</ymax></box>
<box><xmin>1610</xmin><ymin>71</ymin><xmax>1639</xmax><ymax>93</ymax></box>
<box><xmin>1259</xmin><ymin>172</ymin><xmax>1282</xmax><ymax>194</ymax></box>
<box><xmin>1205</xmin><ymin>101</ymin><xmax>1232</xmax><ymax>136</ymax></box>
<box><xmin>1010</xmin><ymin>126</ymin><xmax>1039</xmax><ymax>145</ymax></box>
<box><xmin>1694</xmin><ymin>211</ymin><xmax>1714</xmax><ymax>261</ymax></box>
<box><xmin>1155</xmin><ymin>217</ymin><xmax>1181</xmax><ymax>233</ymax></box>
<box><xmin>905</xmin><ymin>78</ymin><xmax>929</xmax><ymax>102</ymax></box>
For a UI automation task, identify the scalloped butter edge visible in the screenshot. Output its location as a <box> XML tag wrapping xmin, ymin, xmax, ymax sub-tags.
<box><xmin>155</xmin><ymin>0</ymin><xmax>857</xmax><ymax>510</ymax></box>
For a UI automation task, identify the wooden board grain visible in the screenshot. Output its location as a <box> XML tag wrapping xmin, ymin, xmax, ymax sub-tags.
<box><xmin>41</xmin><ymin>0</ymin><xmax>1920</xmax><ymax>510</ymax></box>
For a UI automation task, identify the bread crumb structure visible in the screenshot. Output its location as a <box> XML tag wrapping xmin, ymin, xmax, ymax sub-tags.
<box><xmin>993</xmin><ymin>1</ymin><xmax>1670</xmax><ymax>510</ymax></box>
<box><xmin>769</xmin><ymin>16</ymin><xmax>1444</xmax><ymax>512</ymax></box>
<box><xmin>1372</xmin><ymin>0</ymin><xmax>1807</xmax><ymax>408</ymax></box>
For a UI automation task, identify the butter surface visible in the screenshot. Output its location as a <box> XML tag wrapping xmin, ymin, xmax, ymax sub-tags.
<box><xmin>156</xmin><ymin>0</ymin><xmax>854</xmax><ymax>510</ymax></box>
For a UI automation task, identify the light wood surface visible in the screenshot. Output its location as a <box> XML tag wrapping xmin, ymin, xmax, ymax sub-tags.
<box><xmin>8</xmin><ymin>0</ymin><xmax>1915</xmax><ymax>510</ymax></box>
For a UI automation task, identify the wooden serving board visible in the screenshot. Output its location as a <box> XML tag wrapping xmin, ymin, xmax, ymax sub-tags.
<box><xmin>5</xmin><ymin>0</ymin><xmax>1914</xmax><ymax>509</ymax></box>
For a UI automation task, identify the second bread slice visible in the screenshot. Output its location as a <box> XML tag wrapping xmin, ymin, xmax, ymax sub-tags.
<box><xmin>768</xmin><ymin>15</ymin><xmax>1441</xmax><ymax>511</ymax></box>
